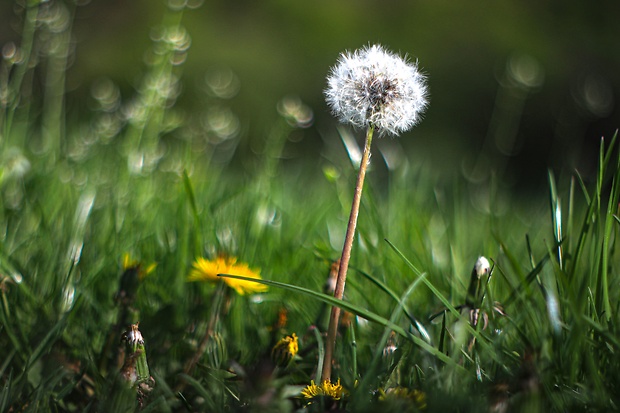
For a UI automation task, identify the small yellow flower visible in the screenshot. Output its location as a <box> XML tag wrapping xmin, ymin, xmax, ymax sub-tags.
<box><xmin>272</xmin><ymin>333</ymin><xmax>299</xmax><ymax>366</ymax></box>
<box><xmin>187</xmin><ymin>256</ymin><xmax>268</xmax><ymax>295</ymax></box>
<box><xmin>301</xmin><ymin>378</ymin><xmax>348</xmax><ymax>401</ymax></box>
<box><xmin>122</xmin><ymin>253</ymin><xmax>157</xmax><ymax>280</ymax></box>
<box><xmin>188</xmin><ymin>256</ymin><xmax>233</xmax><ymax>283</ymax></box>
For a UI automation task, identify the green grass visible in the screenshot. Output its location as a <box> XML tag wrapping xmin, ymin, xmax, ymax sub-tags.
<box><xmin>1</xmin><ymin>1</ymin><xmax>620</xmax><ymax>412</ymax></box>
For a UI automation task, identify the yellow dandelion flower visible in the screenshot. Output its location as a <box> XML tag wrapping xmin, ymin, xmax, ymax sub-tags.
<box><xmin>187</xmin><ymin>256</ymin><xmax>268</xmax><ymax>295</ymax></box>
<box><xmin>301</xmin><ymin>381</ymin><xmax>322</xmax><ymax>399</ymax></box>
<box><xmin>188</xmin><ymin>256</ymin><xmax>234</xmax><ymax>283</ymax></box>
<box><xmin>121</xmin><ymin>253</ymin><xmax>156</xmax><ymax>280</ymax></box>
<box><xmin>301</xmin><ymin>378</ymin><xmax>348</xmax><ymax>401</ymax></box>
<box><xmin>122</xmin><ymin>253</ymin><xmax>138</xmax><ymax>270</ymax></box>
<box><xmin>272</xmin><ymin>333</ymin><xmax>299</xmax><ymax>366</ymax></box>
<box><xmin>223</xmin><ymin>261</ymin><xmax>268</xmax><ymax>295</ymax></box>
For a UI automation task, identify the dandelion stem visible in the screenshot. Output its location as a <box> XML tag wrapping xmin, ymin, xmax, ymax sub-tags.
<box><xmin>179</xmin><ymin>280</ymin><xmax>226</xmax><ymax>389</ymax></box>
<box><xmin>322</xmin><ymin>125</ymin><xmax>374</xmax><ymax>381</ymax></box>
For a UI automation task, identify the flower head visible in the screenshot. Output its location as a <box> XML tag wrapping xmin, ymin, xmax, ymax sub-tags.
<box><xmin>188</xmin><ymin>256</ymin><xmax>268</xmax><ymax>295</ymax></box>
<box><xmin>116</xmin><ymin>254</ymin><xmax>156</xmax><ymax>305</ymax></box>
<box><xmin>325</xmin><ymin>44</ymin><xmax>428</xmax><ymax>136</ymax></box>
<box><xmin>301</xmin><ymin>378</ymin><xmax>348</xmax><ymax>401</ymax></box>
<box><xmin>271</xmin><ymin>333</ymin><xmax>299</xmax><ymax>366</ymax></box>
<box><xmin>122</xmin><ymin>253</ymin><xmax>157</xmax><ymax>280</ymax></box>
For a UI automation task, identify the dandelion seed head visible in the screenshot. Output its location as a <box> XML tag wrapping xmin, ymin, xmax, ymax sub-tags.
<box><xmin>325</xmin><ymin>44</ymin><xmax>428</xmax><ymax>136</ymax></box>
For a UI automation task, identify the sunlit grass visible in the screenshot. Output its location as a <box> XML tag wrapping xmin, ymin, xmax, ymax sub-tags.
<box><xmin>1</xmin><ymin>1</ymin><xmax>619</xmax><ymax>412</ymax></box>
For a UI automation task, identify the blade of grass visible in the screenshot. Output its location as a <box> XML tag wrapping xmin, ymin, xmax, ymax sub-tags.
<box><xmin>384</xmin><ymin>239</ymin><xmax>499</xmax><ymax>361</ymax></box>
<box><xmin>177</xmin><ymin>373</ymin><xmax>216</xmax><ymax>410</ymax></box>
<box><xmin>356</xmin><ymin>267</ymin><xmax>432</xmax><ymax>344</ymax></box>
<box><xmin>548</xmin><ymin>170</ymin><xmax>563</xmax><ymax>269</ymax></box>
<box><xmin>311</xmin><ymin>326</ymin><xmax>325</xmax><ymax>384</ymax></box>
<box><xmin>352</xmin><ymin>276</ymin><xmax>428</xmax><ymax>409</ymax></box>
<box><xmin>569</xmin><ymin>133</ymin><xmax>617</xmax><ymax>281</ymax></box>
<box><xmin>26</xmin><ymin>313</ymin><xmax>68</xmax><ymax>370</ymax></box>
<box><xmin>348</xmin><ymin>321</ymin><xmax>358</xmax><ymax>381</ymax></box>
<box><xmin>502</xmin><ymin>248</ymin><xmax>551</xmax><ymax>308</ymax></box>
<box><xmin>0</xmin><ymin>370</ymin><xmax>10</xmax><ymax>412</ymax></box>
<box><xmin>182</xmin><ymin>169</ymin><xmax>203</xmax><ymax>258</ymax></box>
<box><xmin>218</xmin><ymin>273</ymin><xmax>462</xmax><ymax>369</ymax></box>
<box><xmin>600</xmin><ymin>139</ymin><xmax>620</xmax><ymax>321</ymax></box>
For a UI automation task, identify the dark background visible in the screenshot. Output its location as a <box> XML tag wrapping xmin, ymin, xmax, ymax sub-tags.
<box><xmin>2</xmin><ymin>0</ymin><xmax>619</xmax><ymax>191</ymax></box>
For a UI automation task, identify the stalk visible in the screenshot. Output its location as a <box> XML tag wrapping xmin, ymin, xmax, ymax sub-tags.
<box><xmin>322</xmin><ymin>125</ymin><xmax>374</xmax><ymax>381</ymax></box>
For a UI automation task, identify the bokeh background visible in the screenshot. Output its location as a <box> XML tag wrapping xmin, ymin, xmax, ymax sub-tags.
<box><xmin>1</xmin><ymin>0</ymin><xmax>619</xmax><ymax>192</ymax></box>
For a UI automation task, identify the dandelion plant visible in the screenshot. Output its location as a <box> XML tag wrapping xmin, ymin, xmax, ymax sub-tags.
<box><xmin>322</xmin><ymin>44</ymin><xmax>428</xmax><ymax>381</ymax></box>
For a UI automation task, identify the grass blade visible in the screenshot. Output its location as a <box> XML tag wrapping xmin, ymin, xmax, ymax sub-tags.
<box><xmin>356</xmin><ymin>267</ymin><xmax>432</xmax><ymax>344</ymax></box>
<box><xmin>218</xmin><ymin>274</ymin><xmax>463</xmax><ymax>369</ymax></box>
<box><xmin>384</xmin><ymin>239</ymin><xmax>506</xmax><ymax>365</ymax></box>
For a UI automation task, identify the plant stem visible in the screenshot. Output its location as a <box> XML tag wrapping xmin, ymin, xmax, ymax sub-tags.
<box><xmin>177</xmin><ymin>280</ymin><xmax>226</xmax><ymax>392</ymax></box>
<box><xmin>322</xmin><ymin>125</ymin><xmax>374</xmax><ymax>381</ymax></box>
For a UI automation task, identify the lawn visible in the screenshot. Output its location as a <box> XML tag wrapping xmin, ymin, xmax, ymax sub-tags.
<box><xmin>1</xmin><ymin>1</ymin><xmax>619</xmax><ymax>412</ymax></box>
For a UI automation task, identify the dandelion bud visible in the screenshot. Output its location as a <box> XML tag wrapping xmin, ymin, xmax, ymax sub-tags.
<box><xmin>475</xmin><ymin>256</ymin><xmax>491</xmax><ymax>278</ymax></box>
<box><xmin>325</xmin><ymin>44</ymin><xmax>428</xmax><ymax>136</ymax></box>
<box><xmin>466</xmin><ymin>256</ymin><xmax>492</xmax><ymax>308</ymax></box>
<box><xmin>107</xmin><ymin>324</ymin><xmax>154</xmax><ymax>410</ymax></box>
<box><xmin>271</xmin><ymin>333</ymin><xmax>299</xmax><ymax>367</ymax></box>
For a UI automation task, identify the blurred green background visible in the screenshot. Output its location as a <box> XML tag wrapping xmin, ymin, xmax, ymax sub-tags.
<box><xmin>1</xmin><ymin>0</ymin><xmax>619</xmax><ymax>191</ymax></box>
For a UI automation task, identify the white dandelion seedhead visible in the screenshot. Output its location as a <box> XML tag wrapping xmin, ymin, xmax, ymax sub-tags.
<box><xmin>325</xmin><ymin>44</ymin><xmax>428</xmax><ymax>136</ymax></box>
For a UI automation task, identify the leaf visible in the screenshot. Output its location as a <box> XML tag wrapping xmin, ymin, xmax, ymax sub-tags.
<box><xmin>384</xmin><ymin>239</ymin><xmax>502</xmax><ymax>363</ymax></box>
<box><xmin>218</xmin><ymin>274</ymin><xmax>463</xmax><ymax>370</ymax></box>
<box><xmin>356</xmin><ymin>268</ymin><xmax>432</xmax><ymax>344</ymax></box>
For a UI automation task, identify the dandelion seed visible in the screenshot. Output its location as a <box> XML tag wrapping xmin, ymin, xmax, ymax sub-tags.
<box><xmin>325</xmin><ymin>44</ymin><xmax>428</xmax><ymax>136</ymax></box>
<box><xmin>188</xmin><ymin>256</ymin><xmax>268</xmax><ymax>295</ymax></box>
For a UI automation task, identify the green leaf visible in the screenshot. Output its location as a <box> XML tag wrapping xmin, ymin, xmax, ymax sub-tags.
<box><xmin>384</xmin><ymin>239</ymin><xmax>502</xmax><ymax>363</ymax></box>
<box><xmin>218</xmin><ymin>274</ymin><xmax>463</xmax><ymax>370</ymax></box>
<box><xmin>356</xmin><ymin>268</ymin><xmax>432</xmax><ymax>344</ymax></box>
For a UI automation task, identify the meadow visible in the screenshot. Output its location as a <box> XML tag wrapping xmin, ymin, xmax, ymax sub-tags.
<box><xmin>1</xmin><ymin>1</ymin><xmax>619</xmax><ymax>412</ymax></box>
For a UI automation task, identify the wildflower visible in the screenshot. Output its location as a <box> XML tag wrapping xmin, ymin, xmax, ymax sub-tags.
<box><xmin>272</xmin><ymin>333</ymin><xmax>299</xmax><ymax>366</ymax></box>
<box><xmin>301</xmin><ymin>378</ymin><xmax>348</xmax><ymax>401</ymax></box>
<box><xmin>321</xmin><ymin>44</ymin><xmax>428</xmax><ymax>382</ymax></box>
<box><xmin>119</xmin><ymin>324</ymin><xmax>155</xmax><ymax>405</ymax></box>
<box><xmin>122</xmin><ymin>323</ymin><xmax>145</xmax><ymax>347</ymax></box>
<box><xmin>465</xmin><ymin>255</ymin><xmax>493</xmax><ymax>308</ymax></box>
<box><xmin>188</xmin><ymin>256</ymin><xmax>268</xmax><ymax>295</ymax></box>
<box><xmin>116</xmin><ymin>254</ymin><xmax>156</xmax><ymax>305</ymax></box>
<box><xmin>122</xmin><ymin>253</ymin><xmax>157</xmax><ymax>280</ymax></box>
<box><xmin>325</xmin><ymin>44</ymin><xmax>428</xmax><ymax>136</ymax></box>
